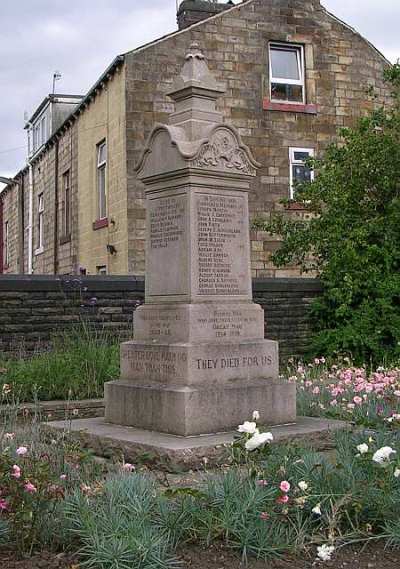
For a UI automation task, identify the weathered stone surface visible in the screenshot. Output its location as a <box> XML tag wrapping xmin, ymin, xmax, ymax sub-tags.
<box><xmin>44</xmin><ymin>416</ymin><xmax>349</xmax><ymax>471</ymax></box>
<box><xmin>0</xmin><ymin>275</ymin><xmax>321</xmax><ymax>360</ymax></box>
<box><xmin>105</xmin><ymin>378</ymin><xmax>295</xmax><ymax>436</ymax></box>
<box><xmin>105</xmin><ymin>43</ymin><xmax>295</xmax><ymax>436</ymax></box>
<box><xmin>119</xmin><ymin>339</ymin><xmax>278</xmax><ymax>386</ymax></box>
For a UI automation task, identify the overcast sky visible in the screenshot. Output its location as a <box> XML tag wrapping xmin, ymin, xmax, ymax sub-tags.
<box><xmin>0</xmin><ymin>0</ymin><xmax>399</xmax><ymax>186</ymax></box>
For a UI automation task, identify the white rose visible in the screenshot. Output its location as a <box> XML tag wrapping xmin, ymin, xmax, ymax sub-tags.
<box><xmin>372</xmin><ymin>446</ymin><xmax>396</xmax><ymax>465</ymax></box>
<box><xmin>356</xmin><ymin>443</ymin><xmax>369</xmax><ymax>455</ymax></box>
<box><xmin>317</xmin><ymin>544</ymin><xmax>335</xmax><ymax>561</ymax></box>
<box><xmin>237</xmin><ymin>421</ymin><xmax>258</xmax><ymax>434</ymax></box>
<box><xmin>245</xmin><ymin>431</ymin><xmax>274</xmax><ymax>451</ymax></box>
<box><xmin>298</xmin><ymin>480</ymin><xmax>309</xmax><ymax>492</ymax></box>
<box><xmin>394</xmin><ymin>468</ymin><xmax>400</xmax><ymax>478</ymax></box>
<box><xmin>312</xmin><ymin>503</ymin><xmax>322</xmax><ymax>516</ymax></box>
<box><xmin>252</xmin><ymin>410</ymin><xmax>260</xmax><ymax>421</ymax></box>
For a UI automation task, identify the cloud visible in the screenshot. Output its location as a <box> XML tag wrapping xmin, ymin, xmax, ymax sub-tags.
<box><xmin>0</xmin><ymin>0</ymin><xmax>399</xmax><ymax>180</ymax></box>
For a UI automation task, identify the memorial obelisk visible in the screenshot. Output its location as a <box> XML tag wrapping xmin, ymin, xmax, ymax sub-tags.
<box><xmin>105</xmin><ymin>43</ymin><xmax>296</xmax><ymax>436</ymax></box>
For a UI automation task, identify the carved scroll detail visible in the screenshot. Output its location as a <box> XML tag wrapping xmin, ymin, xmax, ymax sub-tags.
<box><xmin>190</xmin><ymin>129</ymin><xmax>256</xmax><ymax>175</ymax></box>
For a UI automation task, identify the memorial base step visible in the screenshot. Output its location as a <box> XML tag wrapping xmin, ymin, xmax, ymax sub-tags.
<box><xmin>104</xmin><ymin>378</ymin><xmax>296</xmax><ymax>436</ymax></box>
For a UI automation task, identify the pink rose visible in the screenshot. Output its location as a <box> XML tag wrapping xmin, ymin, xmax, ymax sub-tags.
<box><xmin>122</xmin><ymin>463</ymin><xmax>135</xmax><ymax>472</ymax></box>
<box><xmin>24</xmin><ymin>482</ymin><xmax>37</xmax><ymax>494</ymax></box>
<box><xmin>11</xmin><ymin>465</ymin><xmax>21</xmax><ymax>479</ymax></box>
<box><xmin>353</xmin><ymin>396</ymin><xmax>363</xmax><ymax>405</ymax></box>
<box><xmin>16</xmin><ymin>446</ymin><xmax>28</xmax><ymax>456</ymax></box>
<box><xmin>280</xmin><ymin>481</ymin><xmax>291</xmax><ymax>493</ymax></box>
<box><xmin>0</xmin><ymin>499</ymin><xmax>9</xmax><ymax>511</ymax></box>
<box><xmin>277</xmin><ymin>495</ymin><xmax>289</xmax><ymax>504</ymax></box>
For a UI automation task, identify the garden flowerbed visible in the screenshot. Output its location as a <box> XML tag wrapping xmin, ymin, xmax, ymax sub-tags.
<box><xmin>2</xmin><ymin>543</ymin><xmax>400</xmax><ymax>569</ymax></box>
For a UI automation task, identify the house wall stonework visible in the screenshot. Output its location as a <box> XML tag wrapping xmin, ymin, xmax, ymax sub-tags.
<box><xmin>23</xmin><ymin>122</ymin><xmax>79</xmax><ymax>275</ymax></box>
<box><xmin>1</xmin><ymin>185</ymin><xmax>20</xmax><ymax>273</ymax></box>
<box><xmin>77</xmin><ymin>65</ymin><xmax>128</xmax><ymax>275</ymax></box>
<box><xmin>1</xmin><ymin>0</ymin><xmax>393</xmax><ymax>277</ymax></box>
<box><xmin>124</xmin><ymin>0</ymin><xmax>391</xmax><ymax>277</ymax></box>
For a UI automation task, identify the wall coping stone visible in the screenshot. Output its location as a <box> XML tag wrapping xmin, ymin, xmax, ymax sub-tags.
<box><xmin>0</xmin><ymin>275</ymin><xmax>321</xmax><ymax>293</ymax></box>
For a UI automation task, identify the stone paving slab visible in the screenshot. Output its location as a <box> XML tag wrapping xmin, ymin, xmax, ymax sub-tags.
<box><xmin>44</xmin><ymin>416</ymin><xmax>348</xmax><ymax>471</ymax></box>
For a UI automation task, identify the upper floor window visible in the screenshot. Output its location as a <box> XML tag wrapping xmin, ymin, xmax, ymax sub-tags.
<box><xmin>269</xmin><ymin>43</ymin><xmax>305</xmax><ymax>104</ymax></box>
<box><xmin>4</xmin><ymin>221</ymin><xmax>9</xmax><ymax>267</ymax></box>
<box><xmin>31</xmin><ymin>115</ymin><xmax>47</xmax><ymax>154</ymax></box>
<box><xmin>97</xmin><ymin>140</ymin><xmax>107</xmax><ymax>221</ymax></box>
<box><xmin>289</xmin><ymin>148</ymin><xmax>314</xmax><ymax>200</ymax></box>
<box><xmin>62</xmin><ymin>170</ymin><xmax>71</xmax><ymax>238</ymax></box>
<box><xmin>37</xmin><ymin>193</ymin><xmax>44</xmax><ymax>251</ymax></box>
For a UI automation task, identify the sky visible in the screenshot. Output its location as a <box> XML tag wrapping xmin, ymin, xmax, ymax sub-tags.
<box><xmin>0</xmin><ymin>0</ymin><xmax>399</xmax><ymax>187</ymax></box>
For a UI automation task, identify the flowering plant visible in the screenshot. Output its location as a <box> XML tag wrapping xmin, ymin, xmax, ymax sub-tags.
<box><xmin>231</xmin><ymin>412</ymin><xmax>274</xmax><ymax>474</ymax></box>
<box><xmin>293</xmin><ymin>360</ymin><xmax>400</xmax><ymax>429</ymax></box>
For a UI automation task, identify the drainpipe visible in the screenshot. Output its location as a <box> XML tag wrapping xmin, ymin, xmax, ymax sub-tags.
<box><xmin>53</xmin><ymin>138</ymin><xmax>59</xmax><ymax>274</ymax></box>
<box><xmin>27</xmin><ymin>163</ymin><xmax>33</xmax><ymax>274</ymax></box>
<box><xmin>18</xmin><ymin>175</ymin><xmax>25</xmax><ymax>273</ymax></box>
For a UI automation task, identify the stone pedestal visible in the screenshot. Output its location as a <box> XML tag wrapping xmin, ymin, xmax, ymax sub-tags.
<box><xmin>105</xmin><ymin>43</ymin><xmax>296</xmax><ymax>436</ymax></box>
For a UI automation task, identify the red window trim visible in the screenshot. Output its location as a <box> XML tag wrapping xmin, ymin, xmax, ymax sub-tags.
<box><xmin>92</xmin><ymin>218</ymin><xmax>109</xmax><ymax>231</ymax></box>
<box><xmin>263</xmin><ymin>99</ymin><xmax>317</xmax><ymax>115</ymax></box>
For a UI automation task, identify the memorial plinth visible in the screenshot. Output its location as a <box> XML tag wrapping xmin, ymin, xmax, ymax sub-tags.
<box><xmin>105</xmin><ymin>43</ymin><xmax>296</xmax><ymax>436</ymax></box>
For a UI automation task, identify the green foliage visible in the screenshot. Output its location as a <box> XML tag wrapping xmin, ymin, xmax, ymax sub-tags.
<box><xmin>0</xmin><ymin>323</ymin><xmax>120</xmax><ymax>402</ymax></box>
<box><xmin>179</xmin><ymin>428</ymin><xmax>400</xmax><ymax>561</ymax></box>
<box><xmin>258</xmin><ymin>65</ymin><xmax>400</xmax><ymax>365</ymax></box>
<box><xmin>0</xmin><ymin>425</ymin><xmax>103</xmax><ymax>555</ymax></box>
<box><xmin>64</xmin><ymin>473</ymin><xmax>182</xmax><ymax>569</ymax></box>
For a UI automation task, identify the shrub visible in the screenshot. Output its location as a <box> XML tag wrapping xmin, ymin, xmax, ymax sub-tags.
<box><xmin>256</xmin><ymin>65</ymin><xmax>400</xmax><ymax>365</ymax></box>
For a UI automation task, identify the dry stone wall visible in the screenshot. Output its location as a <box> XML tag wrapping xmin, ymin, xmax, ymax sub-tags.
<box><xmin>0</xmin><ymin>276</ymin><xmax>321</xmax><ymax>361</ymax></box>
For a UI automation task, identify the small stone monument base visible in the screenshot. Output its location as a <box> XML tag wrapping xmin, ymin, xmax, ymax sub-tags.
<box><xmin>105</xmin><ymin>377</ymin><xmax>295</xmax><ymax>437</ymax></box>
<box><xmin>44</xmin><ymin>416</ymin><xmax>348</xmax><ymax>471</ymax></box>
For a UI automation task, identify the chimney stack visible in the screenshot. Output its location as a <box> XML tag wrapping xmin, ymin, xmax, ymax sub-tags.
<box><xmin>177</xmin><ymin>0</ymin><xmax>234</xmax><ymax>31</ymax></box>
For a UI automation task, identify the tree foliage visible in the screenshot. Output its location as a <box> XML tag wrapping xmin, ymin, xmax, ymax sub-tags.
<box><xmin>259</xmin><ymin>64</ymin><xmax>400</xmax><ymax>365</ymax></box>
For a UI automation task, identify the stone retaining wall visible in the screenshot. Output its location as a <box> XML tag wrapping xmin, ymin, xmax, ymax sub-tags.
<box><xmin>0</xmin><ymin>275</ymin><xmax>322</xmax><ymax>359</ymax></box>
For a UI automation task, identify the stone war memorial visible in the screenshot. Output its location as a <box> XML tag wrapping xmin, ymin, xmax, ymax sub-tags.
<box><xmin>105</xmin><ymin>42</ymin><xmax>296</xmax><ymax>436</ymax></box>
<box><xmin>47</xmin><ymin>44</ymin><xmax>343</xmax><ymax>465</ymax></box>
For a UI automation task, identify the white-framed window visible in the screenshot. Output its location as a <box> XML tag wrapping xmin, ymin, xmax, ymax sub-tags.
<box><xmin>4</xmin><ymin>221</ymin><xmax>9</xmax><ymax>267</ymax></box>
<box><xmin>37</xmin><ymin>193</ymin><xmax>44</xmax><ymax>252</ymax></box>
<box><xmin>97</xmin><ymin>140</ymin><xmax>107</xmax><ymax>220</ymax></box>
<box><xmin>289</xmin><ymin>148</ymin><xmax>314</xmax><ymax>199</ymax></box>
<box><xmin>34</xmin><ymin>124</ymin><xmax>40</xmax><ymax>152</ymax></box>
<box><xmin>269</xmin><ymin>43</ymin><xmax>305</xmax><ymax>104</ymax></box>
<box><xmin>40</xmin><ymin>116</ymin><xmax>46</xmax><ymax>145</ymax></box>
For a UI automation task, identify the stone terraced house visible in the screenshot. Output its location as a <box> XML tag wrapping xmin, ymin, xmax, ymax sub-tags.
<box><xmin>0</xmin><ymin>0</ymin><xmax>392</xmax><ymax>277</ymax></box>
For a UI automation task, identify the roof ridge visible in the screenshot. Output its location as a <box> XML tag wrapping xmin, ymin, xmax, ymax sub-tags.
<box><xmin>122</xmin><ymin>0</ymin><xmax>254</xmax><ymax>58</ymax></box>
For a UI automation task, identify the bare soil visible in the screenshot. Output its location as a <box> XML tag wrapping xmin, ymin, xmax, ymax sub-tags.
<box><xmin>1</xmin><ymin>543</ymin><xmax>399</xmax><ymax>569</ymax></box>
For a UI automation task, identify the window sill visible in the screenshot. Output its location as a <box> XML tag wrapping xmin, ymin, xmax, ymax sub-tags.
<box><xmin>93</xmin><ymin>218</ymin><xmax>108</xmax><ymax>231</ymax></box>
<box><xmin>34</xmin><ymin>247</ymin><xmax>44</xmax><ymax>256</ymax></box>
<box><xmin>59</xmin><ymin>235</ymin><xmax>71</xmax><ymax>245</ymax></box>
<box><xmin>263</xmin><ymin>99</ymin><xmax>317</xmax><ymax>115</ymax></box>
<box><xmin>284</xmin><ymin>201</ymin><xmax>310</xmax><ymax>211</ymax></box>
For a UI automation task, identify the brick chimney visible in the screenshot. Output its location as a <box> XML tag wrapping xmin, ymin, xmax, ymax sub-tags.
<box><xmin>177</xmin><ymin>0</ymin><xmax>234</xmax><ymax>30</ymax></box>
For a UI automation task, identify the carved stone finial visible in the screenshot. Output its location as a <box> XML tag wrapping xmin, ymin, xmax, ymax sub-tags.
<box><xmin>185</xmin><ymin>42</ymin><xmax>205</xmax><ymax>61</ymax></box>
<box><xmin>167</xmin><ymin>42</ymin><xmax>224</xmax><ymax>102</ymax></box>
